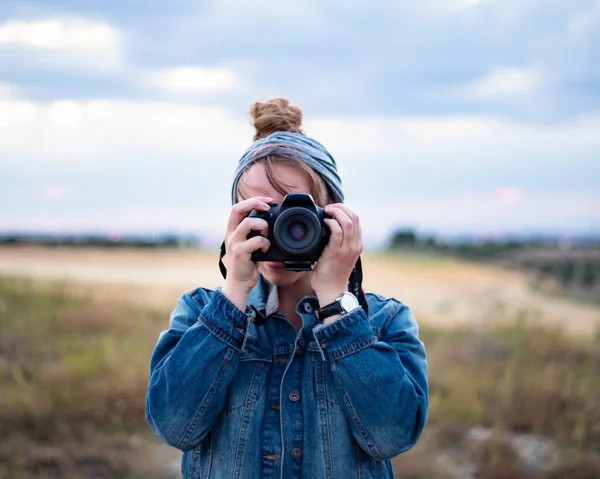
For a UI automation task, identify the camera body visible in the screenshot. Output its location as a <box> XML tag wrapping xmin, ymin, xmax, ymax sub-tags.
<box><xmin>248</xmin><ymin>193</ymin><xmax>331</xmax><ymax>271</ymax></box>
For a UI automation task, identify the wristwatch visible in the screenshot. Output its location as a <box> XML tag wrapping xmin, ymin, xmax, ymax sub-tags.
<box><xmin>316</xmin><ymin>291</ymin><xmax>360</xmax><ymax>321</ymax></box>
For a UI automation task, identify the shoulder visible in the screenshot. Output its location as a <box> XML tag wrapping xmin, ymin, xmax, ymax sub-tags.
<box><xmin>365</xmin><ymin>291</ymin><xmax>405</xmax><ymax>320</ymax></box>
<box><xmin>169</xmin><ymin>287</ymin><xmax>217</xmax><ymax>330</ymax></box>
<box><xmin>185</xmin><ymin>286</ymin><xmax>216</xmax><ymax>308</ymax></box>
<box><xmin>365</xmin><ymin>291</ymin><xmax>419</xmax><ymax>336</ymax></box>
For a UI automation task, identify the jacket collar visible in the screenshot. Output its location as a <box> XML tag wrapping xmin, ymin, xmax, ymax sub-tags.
<box><xmin>247</xmin><ymin>273</ymin><xmax>275</xmax><ymax>315</ymax></box>
<box><xmin>247</xmin><ymin>273</ymin><xmax>318</xmax><ymax>317</ymax></box>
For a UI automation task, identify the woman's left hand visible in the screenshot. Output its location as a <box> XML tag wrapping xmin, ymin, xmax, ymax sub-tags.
<box><xmin>312</xmin><ymin>203</ymin><xmax>363</xmax><ymax>307</ymax></box>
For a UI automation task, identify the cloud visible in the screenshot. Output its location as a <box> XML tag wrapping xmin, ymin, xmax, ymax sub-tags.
<box><xmin>0</xmin><ymin>100</ymin><xmax>37</xmax><ymax>127</ymax></box>
<box><xmin>204</xmin><ymin>0</ymin><xmax>324</xmax><ymax>29</ymax></box>
<box><xmin>357</xmin><ymin>189</ymin><xmax>599</xmax><ymax>244</ymax></box>
<box><xmin>41</xmin><ymin>185</ymin><xmax>68</xmax><ymax>201</ymax></box>
<box><xmin>148</xmin><ymin>66</ymin><xmax>238</xmax><ymax>93</ymax></box>
<box><xmin>418</xmin><ymin>0</ymin><xmax>490</xmax><ymax>13</ymax></box>
<box><xmin>0</xmin><ymin>17</ymin><xmax>122</xmax><ymax>74</ymax></box>
<box><xmin>459</xmin><ymin>67</ymin><xmax>542</xmax><ymax>100</ymax></box>
<box><xmin>0</xmin><ymin>97</ymin><xmax>596</xmax><ymax>167</ymax></box>
<box><xmin>495</xmin><ymin>187</ymin><xmax>524</xmax><ymax>205</ymax></box>
<box><xmin>0</xmin><ymin>18</ymin><xmax>118</xmax><ymax>50</ymax></box>
<box><xmin>0</xmin><ymin>98</ymin><xmax>252</xmax><ymax>166</ymax></box>
<box><xmin>0</xmin><ymin>95</ymin><xmax>597</xmax><ymax>240</ymax></box>
<box><xmin>1</xmin><ymin>1</ymin><xmax>598</xmax><ymax>122</ymax></box>
<box><xmin>309</xmin><ymin>113</ymin><xmax>600</xmax><ymax>172</ymax></box>
<box><xmin>0</xmin><ymin>81</ymin><xmax>19</xmax><ymax>100</ymax></box>
<box><xmin>0</xmin><ymin>1</ymin><xmax>598</xmax><ymax>239</ymax></box>
<box><xmin>48</xmin><ymin>100</ymin><xmax>84</xmax><ymax>127</ymax></box>
<box><xmin>1</xmin><ymin>98</ymin><xmax>598</xmax><ymax>189</ymax></box>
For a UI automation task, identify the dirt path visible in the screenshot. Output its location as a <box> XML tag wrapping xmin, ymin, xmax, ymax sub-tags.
<box><xmin>1</xmin><ymin>246</ymin><xmax>598</xmax><ymax>335</ymax></box>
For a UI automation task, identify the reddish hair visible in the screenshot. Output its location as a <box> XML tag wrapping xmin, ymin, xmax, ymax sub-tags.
<box><xmin>236</xmin><ymin>98</ymin><xmax>332</xmax><ymax>207</ymax></box>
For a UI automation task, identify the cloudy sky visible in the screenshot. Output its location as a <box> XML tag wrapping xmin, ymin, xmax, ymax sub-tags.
<box><xmin>0</xmin><ymin>0</ymin><xmax>598</xmax><ymax>247</ymax></box>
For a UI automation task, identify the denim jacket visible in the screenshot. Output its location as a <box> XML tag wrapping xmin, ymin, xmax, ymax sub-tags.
<box><xmin>145</xmin><ymin>275</ymin><xmax>428</xmax><ymax>478</ymax></box>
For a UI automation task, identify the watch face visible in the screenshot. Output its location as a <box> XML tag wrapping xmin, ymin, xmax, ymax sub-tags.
<box><xmin>340</xmin><ymin>292</ymin><xmax>359</xmax><ymax>312</ymax></box>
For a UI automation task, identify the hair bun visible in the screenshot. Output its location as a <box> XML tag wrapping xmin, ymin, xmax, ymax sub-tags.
<box><xmin>250</xmin><ymin>98</ymin><xmax>303</xmax><ymax>141</ymax></box>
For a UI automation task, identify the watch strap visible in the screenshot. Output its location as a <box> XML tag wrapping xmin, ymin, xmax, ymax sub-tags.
<box><xmin>218</xmin><ymin>243</ymin><xmax>370</xmax><ymax>324</ymax></box>
<box><xmin>316</xmin><ymin>299</ymin><xmax>344</xmax><ymax>321</ymax></box>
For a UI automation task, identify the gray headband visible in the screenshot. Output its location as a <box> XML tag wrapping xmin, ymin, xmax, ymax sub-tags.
<box><xmin>230</xmin><ymin>131</ymin><xmax>344</xmax><ymax>205</ymax></box>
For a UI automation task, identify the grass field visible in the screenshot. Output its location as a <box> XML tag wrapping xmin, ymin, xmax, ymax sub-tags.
<box><xmin>1</xmin><ymin>246</ymin><xmax>600</xmax><ymax>478</ymax></box>
<box><xmin>0</xmin><ymin>276</ymin><xmax>180</xmax><ymax>479</ymax></box>
<box><xmin>1</xmin><ymin>246</ymin><xmax>598</xmax><ymax>335</ymax></box>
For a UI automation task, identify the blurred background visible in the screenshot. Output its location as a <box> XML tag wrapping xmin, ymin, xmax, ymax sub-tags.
<box><xmin>1</xmin><ymin>1</ymin><xmax>599</xmax><ymax>478</ymax></box>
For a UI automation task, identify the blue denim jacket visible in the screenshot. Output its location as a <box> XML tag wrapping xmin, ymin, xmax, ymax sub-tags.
<box><xmin>145</xmin><ymin>275</ymin><xmax>428</xmax><ymax>478</ymax></box>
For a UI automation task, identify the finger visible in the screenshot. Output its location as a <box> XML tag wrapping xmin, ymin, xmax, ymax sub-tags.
<box><xmin>324</xmin><ymin>218</ymin><xmax>343</xmax><ymax>253</ymax></box>
<box><xmin>355</xmin><ymin>218</ymin><xmax>363</xmax><ymax>254</ymax></box>
<box><xmin>238</xmin><ymin>236</ymin><xmax>271</xmax><ymax>259</ymax></box>
<box><xmin>226</xmin><ymin>197</ymin><xmax>272</xmax><ymax>236</ymax></box>
<box><xmin>231</xmin><ymin>217</ymin><xmax>269</xmax><ymax>244</ymax></box>
<box><xmin>333</xmin><ymin>203</ymin><xmax>362</xmax><ymax>245</ymax></box>
<box><xmin>330</xmin><ymin>203</ymin><xmax>359</xmax><ymax>224</ymax></box>
<box><xmin>325</xmin><ymin>206</ymin><xmax>353</xmax><ymax>250</ymax></box>
<box><xmin>227</xmin><ymin>197</ymin><xmax>272</xmax><ymax>235</ymax></box>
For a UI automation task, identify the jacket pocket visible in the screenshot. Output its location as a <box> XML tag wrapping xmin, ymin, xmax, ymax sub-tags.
<box><xmin>186</xmin><ymin>432</ymin><xmax>212</xmax><ymax>479</ymax></box>
<box><xmin>310</xmin><ymin>343</ymin><xmax>341</xmax><ymax>406</ymax></box>
<box><xmin>225</xmin><ymin>353</ymin><xmax>271</xmax><ymax>413</ymax></box>
<box><xmin>324</xmin><ymin>361</ymin><xmax>342</xmax><ymax>405</ymax></box>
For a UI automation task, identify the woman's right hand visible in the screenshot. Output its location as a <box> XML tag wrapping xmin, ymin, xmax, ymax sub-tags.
<box><xmin>221</xmin><ymin>196</ymin><xmax>272</xmax><ymax>311</ymax></box>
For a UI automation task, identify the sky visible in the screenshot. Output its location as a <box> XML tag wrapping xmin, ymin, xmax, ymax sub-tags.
<box><xmin>0</xmin><ymin>0</ymin><xmax>598</xmax><ymax>247</ymax></box>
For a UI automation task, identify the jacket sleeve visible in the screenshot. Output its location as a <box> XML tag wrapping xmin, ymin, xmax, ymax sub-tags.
<box><xmin>312</xmin><ymin>298</ymin><xmax>428</xmax><ymax>460</ymax></box>
<box><xmin>145</xmin><ymin>288</ymin><xmax>254</xmax><ymax>451</ymax></box>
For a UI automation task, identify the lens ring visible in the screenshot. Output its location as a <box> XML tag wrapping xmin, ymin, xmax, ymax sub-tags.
<box><xmin>273</xmin><ymin>208</ymin><xmax>321</xmax><ymax>255</ymax></box>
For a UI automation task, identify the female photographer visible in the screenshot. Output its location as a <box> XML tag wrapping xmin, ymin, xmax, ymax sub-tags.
<box><xmin>145</xmin><ymin>98</ymin><xmax>428</xmax><ymax>479</ymax></box>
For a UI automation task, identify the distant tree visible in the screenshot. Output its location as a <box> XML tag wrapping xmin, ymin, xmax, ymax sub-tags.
<box><xmin>559</xmin><ymin>262</ymin><xmax>575</xmax><ymax>286</ymax></box>
<box><xmin>541</xmin><ymin>263</ymin><xmax>555</xmax><ymax>275</ymax></box>
<box><xmin>505</xmin><ymin>241</ymin><xmax>524</xmax><ymax>250</ymax></box>
<box><xmin>389</xmin><ymin>229</ymin><xmax>418</xmax><ymax>248</ymax></box>
<box><xmin>581</xmin><ymin>262</ymin><xmax>596</xmax><ymax>287</ymax></box>
<box><xmin>424</xmin><ymin>236</ymin><xmax>438</xmax><ymax>248</ymax></box>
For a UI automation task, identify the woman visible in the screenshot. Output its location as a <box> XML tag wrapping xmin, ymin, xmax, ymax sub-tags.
<box><xmin>145</xmin><ymin>99</ymin><xmax>428</xmax><ymax>479</ymax></box>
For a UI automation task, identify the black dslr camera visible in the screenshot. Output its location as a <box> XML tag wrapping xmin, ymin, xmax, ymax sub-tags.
<box><xmin>248</xmin><ymin>193</ymin><xmax>331</xmax><ymax>271</ymax></box>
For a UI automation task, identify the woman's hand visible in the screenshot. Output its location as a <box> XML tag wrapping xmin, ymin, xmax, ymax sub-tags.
<box><xmin>221</xmin><ymin>196</ymin><xmax>272</xmax><ymax>311</ymax></box>
<box><xmin>312</xmin><ymin>203</ymin><xmax>363</xmax><ymax>308</ymax></box>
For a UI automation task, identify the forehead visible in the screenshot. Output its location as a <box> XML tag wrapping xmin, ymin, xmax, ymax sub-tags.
<box><xmin>240</xmin><ymin>162</ymin><xmax>312</xmax><ymax>197</ymax></box>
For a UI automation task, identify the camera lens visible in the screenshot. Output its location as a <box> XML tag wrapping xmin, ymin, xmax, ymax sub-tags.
<box><xmin>287</xmin><ymin>221</ymin><xmax>308</xmax><ymax>242</ymax></box>
<box><xmin>274</xmin><ymin>208</ymin><xmax>321</xmax><ymax>255</ymax></box>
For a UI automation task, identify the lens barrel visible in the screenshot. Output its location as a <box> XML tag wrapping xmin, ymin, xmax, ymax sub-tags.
<box><xmin>273</xmin><ymin>207</ymin><xmax>322</xmax><ymax>255</ymax></box>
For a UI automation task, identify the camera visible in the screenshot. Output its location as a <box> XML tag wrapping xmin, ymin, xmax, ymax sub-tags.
<box><xmin>247</xmin><ymin>193</ymin><xmax>331</xmax><ymax>271</ymax></box>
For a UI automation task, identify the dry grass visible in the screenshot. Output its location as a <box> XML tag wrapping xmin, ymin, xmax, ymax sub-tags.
<box><xmin>422</xmin><ymin>316</ymin><xmax>600</xmax><ymax>451</ymax></box>
<box><xmin>535</xmin><ymin>458</ymin><xmax>600</xmax><ymax>479</ymax></box>
<box><xmin>0</xmin><ymin>277</ymin><xmax>172</xmax><ymax>478</ymax></box>
<box><xmin>1</xmin><ymin>246</ymin><xmax>599</xmax><ymax>335</ymax></box>
<box><xmin>0</xmin><ymin>436</ymin><xmax>166</xmax><ymax>479</ymax></box>
<box><xmin>393</xmin><ymin>314</ymin><xmax>600</xmax><ymax>478</ymax></box>
<box><xmin>1</xmin><ymin>246</ymin><xmax>600</xmax><ymax>478</ymax></box>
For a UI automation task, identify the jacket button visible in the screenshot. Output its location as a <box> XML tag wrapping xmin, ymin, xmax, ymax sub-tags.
<box><xmin>291</xmin><ymin>448</ymin><xmax>302</xmax><ymax>461</ymax></box>
<box><xmin>295</xmin><ymin>345</ymin><xmax>304</xmax><ymax>357</ymax></box>
<box><xmin>288</xmin><ymin>391</ymin><xmax>300</xmax><ymax>402</ymax></box>
<box><xmin>303</xmin><ymin>302</ymin><xmax>313</xmax><ymax>314</ymax></box>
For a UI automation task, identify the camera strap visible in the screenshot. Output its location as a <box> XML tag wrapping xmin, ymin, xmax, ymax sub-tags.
<box><xmin>349</xmin><ymin>257</ymin><xmax>369</xmax><ymax>314</ymax></box>
<box><xmin>218</xmin><ymin>241</ymin><xmax>228</xmax><ymax>280</ymax></box>
<box><xmin>218</xmin><ymin>241</ymin><xmax>369</xmax><ymax>320</ymax></box>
